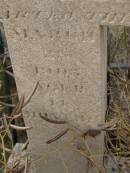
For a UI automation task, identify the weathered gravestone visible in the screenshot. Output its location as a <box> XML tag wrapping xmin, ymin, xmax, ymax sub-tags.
<box><xmin>0</xmin><ymin>0</ymin><xmax>130</xmax><ymax>172</ymax></box>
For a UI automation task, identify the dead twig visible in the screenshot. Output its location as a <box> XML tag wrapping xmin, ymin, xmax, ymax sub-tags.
<box><xmin>0</xmin><ymin>144</ymin><xmax>11</xmax><ymax>153</ymax></box>
<box><xmin>0</xmin><ymin>101</ymin><xmax>15</xmax><ymax>108</ymax></box>
<box><xmin>40</xmin><ymin>113</ymin><xmax>67</xmax><ymax>125</ymax></box>
<box><xmin>23</xmin><ymin>81</ymin><xmax>39</xmax><ymax>107</ymax></box>
<box><xmin>11</xmin><ymin>96</ymin><xmax>25</xmax><ymax>116</ymax></box>
<box><xmin>46</xmin><ymin>128</ymin><xmax>69</xmax><ymax>144</ymax></box>
<box><xmin>22</xmin><ymin>140</ymin><xmax>29</xmax><ymax>151</ymax></box>
<box><xmin>10</xmin><ymin>124</ymin><xmax>32</xmax><ymax>131</ymax></box>
<box><xmin>11</xmin><ymin>82</ymin><xmax>39</xmax><ymax>117</ymax></box>
<box><xmin>83</xmin><ymin>118</ymin><xmax>117</xmax><ymax>138</ymax></box>
<box><xmin>5</xmin><ymin>70</ymin><xmax>14</xmax><ymax>78</ymax></box>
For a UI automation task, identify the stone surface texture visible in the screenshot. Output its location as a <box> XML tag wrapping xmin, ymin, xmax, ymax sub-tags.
<box><xmin>0</xmin><ymin>0</ymin><xmax>130</xmax><ymax>172</ymax></box>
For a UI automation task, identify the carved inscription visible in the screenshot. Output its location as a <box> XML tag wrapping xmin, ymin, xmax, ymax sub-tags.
<box><xmin>24</xmin><ymin>111</ymin><xmax>87</xmax><ymax>124</ymax></box>
<box><xmin>2</xmin><ymin>8</ymin><xmax>130</xmax><ymax>25</ymax></box>
<box><xmin>3</xmin><ymin>9</ymin><xmax>129</xmax><ymax>42</ymax></box>
<box><xmin>35</xmin><ymin>66</ymin><xmax>88</xmax><ymax>94</ymax></box>
<box><xmin>2</xmin><ymin>3</ymin><xmax>130</xmax><ymax>43</ymax></box>
<box><xmin>2</xmin><ymin>8</ymin><xmax>73</xmax><ymax>21</ymax></box>
<box><xmin>12</xmin><ymin>25</ymin><xmax>95</xmax><ymax>43</ymax></box>
<box><xmin>31</xmin><ymin>63</ymin><xmax>89</xmax><ymax>124</ymax></box>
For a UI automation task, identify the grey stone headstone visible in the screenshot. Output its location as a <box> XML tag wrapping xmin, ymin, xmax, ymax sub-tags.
<box><xmin>0</xmin><ymin>0</ymin><xmax>130</xmax><ymax>172</ymax></box>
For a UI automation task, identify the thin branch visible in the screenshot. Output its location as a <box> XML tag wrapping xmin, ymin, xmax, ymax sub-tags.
<box><xmin>40</xmin><ymin>113</ymin><xmax>67</xmax><ymax>125</ymax></box>
<box><xmin>11</xmin><ymin>96</ymin><xmax>25</xmax><ymax>116</ymax></box>
<box><xmin>46</xmin><ymin>128</ymin><xmax>69</xmax><ymax>144</ymax></box>
<box><xmin>10</xmin><ymin>124</ymin><xmax>32</xmax><ymax>131</ymax></box>
<box><xmin>5</xmin><ymin>70</ymin><xmax>14</xmax><ymax>78</ymax></box>
<box><xmin>0</xmin><ymin>101</ymin><xmax>15</xmax><ymax>108</ymax></box>
<box><xmin>23</xmin><ymin>81</ymin><xmax>39</xmax><ymax>107</ymax></box>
